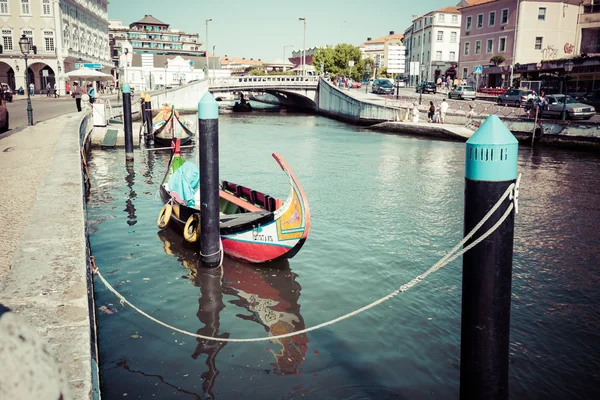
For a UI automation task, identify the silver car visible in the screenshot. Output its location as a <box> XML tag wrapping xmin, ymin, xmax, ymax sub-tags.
<box><xmin>497</xmin><ymin>89</ymin><xmax>534</xmax><ymax>107</ymax></box>
<box><xmin>541</xmin><ymin>94</ymin><xmax>596</xmax><ymax>120</ymax></box>
<box><xmin>448</xmin><ymin>86</ymin><xmax>476</xmax><ymax>100</ymax></box>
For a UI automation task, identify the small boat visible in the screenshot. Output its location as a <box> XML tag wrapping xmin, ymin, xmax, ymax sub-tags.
<box><xmin>157</xmin><ymin>140</ymin><xmax>310</xmax><ymax>264</ymax></box>
<box><xmin>152</xmin><ymin>105</ymin><xmax>194</xmax><ymax>147</ymax></box>
<box><xmin>232</xmin><ymin>101</ymin><xmax>253</xmax><ymax>112</ymax></box>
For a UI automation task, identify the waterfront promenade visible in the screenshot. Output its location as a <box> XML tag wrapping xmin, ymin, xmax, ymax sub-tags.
<box><xmin>0</xmin><ymin>112</ymin><xmax>94</xmax><ymax>399</ymax></box>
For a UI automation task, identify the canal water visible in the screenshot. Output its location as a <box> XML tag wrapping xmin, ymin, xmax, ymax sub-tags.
<box><xmin>88</xmin><ymin>110</ymin><xmax>600</xmax><ymax>399</ymax></box>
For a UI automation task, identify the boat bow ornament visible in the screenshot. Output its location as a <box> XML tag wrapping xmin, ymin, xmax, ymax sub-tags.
<box><xmin>93</xmin><ymin>176</ymin><xmax>522</xmax><ymax>343</ymax></box>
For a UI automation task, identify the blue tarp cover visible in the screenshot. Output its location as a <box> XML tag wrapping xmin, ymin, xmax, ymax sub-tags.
<box><xmin>168</xmin><ymin>161</ymin><xmax>199</xmax><ymax>206</ymax></box>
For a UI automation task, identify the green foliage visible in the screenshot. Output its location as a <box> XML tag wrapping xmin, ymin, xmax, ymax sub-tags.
<box><xmin>246</xmin><ymin>68</ymin><xmax>265</xmax><ymax>76</ymax></box>
<box><xmin>312</xmin><ymin>44</ymin><xmax>366</xmax><ymax>81</ymax></box>
<box><xmin>377</xmin><ymin>67</ymin><xmax>392</xmax><ymax>78</ymax></box>
<box><xmin>490</xmin><ymin>55</ymin><xmax>505</xmax><ymax>66</ymax></box>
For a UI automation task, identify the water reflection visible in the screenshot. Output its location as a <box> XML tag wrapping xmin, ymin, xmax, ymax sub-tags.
<box><xmin>157</xmin><ymin>228</ymin><xmax>308</xmax><ymax>396</ymax></box>
<box><xmin>124</xmin><ymin>163</ymin><xmax>137</xmax><ymax>226</ymax></box>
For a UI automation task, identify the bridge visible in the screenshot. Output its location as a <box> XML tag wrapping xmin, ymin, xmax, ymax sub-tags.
<box><xmin>208</xmin><ymin>75</ymin><xmax>320</xmax><ymax>110</ymax></box>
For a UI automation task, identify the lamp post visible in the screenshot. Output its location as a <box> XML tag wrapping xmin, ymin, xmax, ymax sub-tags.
<box><xmin>19</xmin><ymin>34</ymin><xmax>34</xmax><ymax>126</ymax></box>
<box><xmin>299</xmin><ymin>17</ymin><xmax>306</xmax><ymax>76</ymax></box>
<box><xmin>212</xmin><ymin>45</ymin><xmax>216</xmax><ymax>81</ymax></box>
<box><xmin>164</xmin><ymin>61</ymin><xmax>168</xmax><ymax>94</ymax></box>
<box><xmin>205</xmin><ymin>19</ymin><xmax>212</xmax><ymax>78</ymax></box>
<box><xmin>365</xmin><ymin>62</ymin><xmax>371</xmax><ymax>93</ymax></box>
<box><xmin>283</xmin><ymin>45</ymin><xmax>294</xmax><ymax>72</ymax></box>
<box><xmin>561</xmin><ymin>60</ymin><xmax>574</xmax><ymax>121</ymax></box>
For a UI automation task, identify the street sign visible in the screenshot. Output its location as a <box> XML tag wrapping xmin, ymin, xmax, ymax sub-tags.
<box><xmin>76</xmin><ymin>63</ymin><xmax>102</xmax><ymax>69</ymax></box>
<box><xmin>473</xmin><ymin>65</ymin><xmax>483</xmax><ymax>75</ymax></box>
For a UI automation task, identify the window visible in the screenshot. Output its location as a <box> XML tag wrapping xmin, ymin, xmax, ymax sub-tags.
<box><xmin>428</xmin><ymin>31</ymin><xmax>431</xmax><ymax>43</ymax></box>
<box><xmin>2</xmin><ymin>29</ymin><xmax>12</xmax><ymax>51</ymax></box>
<box><xmin>475</xmin><ymin>40</ymin><xmax>481</xmax><ymax>54</ymax></box>
<box><xmin>499</xmin><ymin>37</ymin><xmax>506</xmax><ymax>52</ymax></box>
<box><xmin>535</xmin><ymin>36</ymin><xmax>543</xmax><ymax>50</ymax></box>
<box><xmin>450</xmin><ymin>31</ymin><xmax>457</xmax><ymax>42</ymax></box>
<box><xmin>501</xmin><ymin>8</ymin><xmax>509</xmax><ymax>24</ymax></box>
<box><xmin>42</xmin><ymin>0</ymin><xmax>50</xmax><ymax>15</ymax></box>
<box><xmin>538</xmin><ymin>7</ymin><xmax>546</xmax><ymax>21</ymax></box>
<box><xmin>449</xmin><ymin>51</ymin><xmax>455</xmax><ymax>61</ymax></box>
<box><xmin>464</xmin><ymin>42</ymin><xmax>470</xmax><ymax>55</ymax></box>
<box><xmin>477</xmin><ymin>14</ymin><xmax>483</xmax><ymax>28</ymax></box>
<box><xmin>436</xmin><ymin>51</ymin><xmax>442</xmax><ymax>60</ymax></box>
<box><xmin>44</xmin><ymin>31</ymin><xmax>54</xmax><ymax>51</ymax></box>
<box><xmin>466</xmin><ymin>16</ymin><xmax>472</xmax><ymax>30</ymax></box>
<box><xmin>489</xmin><ymin>11</ymin><xmax>496</xmax><ymax>26</ymax></box>
<box><xmin>439</xmin><ymin>14</ymin><xmax>445</xmax><ymax>22</ymax></box>
<box><xmin>437</xmin><ymin>31</ymin><xmax>444</xmax><ymax>41</ymax></box>
<box><xmin>452</xmin><ymin>15</ymin><xmax>458</xmax><ymax>23</ymax></box>
<box><xmin>0</xmin><ymin>0</ymin><xmax>8</xmax><ymax>14</ymax></box>
<box><xmin>21</xmin><ymin>0</ymin><xmax>30</xmax><ymax>14</ymax></box>
<box><xmin>486</xmin><ymin>39</ymin><xmax>493</xmax><ymax>53</ymax></box>
<box><xmin>463</xmin><ymin>67</ymin><xmax>468</xmax><ymax>79</ymax></box>
<box><xmin>427</xmin><ymin>51</ymin><xmax>430</xmax><ymax>61</ymax></box>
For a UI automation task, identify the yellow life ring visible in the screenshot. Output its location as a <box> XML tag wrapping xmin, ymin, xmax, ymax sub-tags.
<box><xmin>157</xmin><ymin>204</ymin><xmax>173</xmax><ymax>229</ymax></box>
<box><xmin>183</xmin><ymin>214</ymin><xmax>201</xmax><ymax>243</ymax></box>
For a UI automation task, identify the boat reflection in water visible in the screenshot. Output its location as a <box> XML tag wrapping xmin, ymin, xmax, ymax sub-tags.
<box><xmin>157</xmin><ymin>228</ymin><xmax>308</xmax><ymax>393</ymax></box>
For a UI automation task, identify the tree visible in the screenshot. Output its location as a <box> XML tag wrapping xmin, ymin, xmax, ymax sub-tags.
<box><xmin>490</xmin><ymin>55</ymin><xmax>505</xmax><ymax>66</ymax></box>
<box><xmin>312</xmin><ymin>44</ymin><xmax>365</xmax><ymax>81</ymax></box>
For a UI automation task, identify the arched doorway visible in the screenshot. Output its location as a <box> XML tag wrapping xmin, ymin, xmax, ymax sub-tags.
<box><xmin>0</xmin><ymin>62</ymin><xmax>16</xmax><ymax>90</ymax></box>
<box><xmin>28</xmin><ymin>62</ymin><xmax>55</xmax><ymax>94</ymax></box>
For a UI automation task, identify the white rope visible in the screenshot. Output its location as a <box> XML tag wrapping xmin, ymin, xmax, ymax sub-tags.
<box><xmin>93</xmin><ymin>180</ymin><xmax>518</xmax><ymax>343</ymax></box>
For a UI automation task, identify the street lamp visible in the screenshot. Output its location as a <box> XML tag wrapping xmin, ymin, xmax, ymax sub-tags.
<box><xmin>212</xmin><ymin>45</ymin><xmax>216</xmax><ymax>81</ymax></box>
<box><xmin>19</xmin><ymin>34</ymin><xmax>34</xmax><ymax>126</ymax></box>
<box><xmin>561</xmin><ymin>60</ymin><xmax>574</xmax><ymax>121</ymax></box>
<box><xmin>205</xmin><ymin>19</ymin><xmax>212</xmax><ymax>76</ymax></box>
<box><xmin>163</xmin><ymin>61</ymin><xmax>168</xmax><ymax>94</ymax></box>
<box><xmin>283</xmin><ymin>45</ymin><xmax>293</xmax><ymax>73</ymax></box>
<box><xmin>299</xmin><ymin>17</ymin><xmax>306</xmax><ymax>76</ymax></box>
<box><xmin>365</xmin><ymin>62</ymin><xmax>371</xmax><ymax>93</ymax></box>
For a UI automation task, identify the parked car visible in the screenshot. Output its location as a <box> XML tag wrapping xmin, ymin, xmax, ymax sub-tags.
<box><xmin>361</xmin><ymin>78</ymin><xmax>374</xmax><ymax>86</ymax></box>
<box><xmin>416</xmin><ymin>81</ymin><xmax>437</xmax><ymax>94</ymax></box>
<box><xmin>448</xmin><ymin>86</ymin><xmax>476</xmax><ymax>100</ymax></box>
<box><xmin>496</xmin><ymin>89</ymin><xmax>534</xmax><ymax>107</ymax></box>
<box><xmin>577</xmin><ymin>89</ymin><xmax>600</xmax><ymax>112</ymax></box>
<box><xmin>0</xmin><ymin>87</ymin><xmax>9</xmax><ymax>133</ymax></box>
<box><xmin>537</xmin><ymin>94</ymin><xmax>595</xmax><ymax>120</ymax></box>
<box><xmin>1</xmin><ymin>83</ymin><xmax>13</xmax><ymax>102</ymax></box>
<box><xmin>351</xmin><ymin>80</ymin><xmax>362</xmax><ymax>89</ymax></box>
<box><xmin>372</xmin><ymin>79</ymin><xmax>394</xmax><ymax>94</ymax></box>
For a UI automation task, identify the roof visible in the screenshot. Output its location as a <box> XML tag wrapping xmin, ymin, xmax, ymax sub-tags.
<box><xmin>412</xmin><ymin>5</ymin><xmax>462</xmax><ymax>22</ymax></box>
<box><xmin>221</xmin><ymin>57</ymin><xmax>264</xmax><ymax>67</ymax></box>
<box><xmin>363</xmin><ymin>33</ymin><xmax>404</xmax><ymax>45</ymax></box>
<box><xmin>130</xmin><ymin>15</ymin><xmax>169</xmax><ymax>27</ymax></box>
<box><xmin>457</xmin><ymin>0</ymin><xmax>497</xmax><ymax>10</ymax></box>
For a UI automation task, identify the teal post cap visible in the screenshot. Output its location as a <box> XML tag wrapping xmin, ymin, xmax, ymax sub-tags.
<box><xmin>121</xmin><ymin>83</ymin><xmax>130</xmax><ymax>94</ymax></box>
<box><xmin>198</xmin><ymin>92</ymin><xmax>218</xmax><ymax>120</ymax></box>
<box><xmin>465</xmin><ymin>115</ymin><xmax>518</xmax><ymax>182</ymax></box>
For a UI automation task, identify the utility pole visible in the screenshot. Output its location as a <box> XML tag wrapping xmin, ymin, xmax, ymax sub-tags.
<box><xmin>299</xmin><ymin>17</ymin><xmax>306</xmax><ymax>76</ymax></box>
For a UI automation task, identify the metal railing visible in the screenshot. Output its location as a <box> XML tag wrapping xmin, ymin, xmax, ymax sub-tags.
<box><xmin>209</xmin><ymin>75</ymin><xmax>319</xmax><ymax>90</ymax></box>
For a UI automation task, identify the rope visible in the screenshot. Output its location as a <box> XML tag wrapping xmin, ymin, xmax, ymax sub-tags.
<box><xmin>93</xmin><ymin>180</ymin><xmax>519</xmax><ymax>343</ymax></box>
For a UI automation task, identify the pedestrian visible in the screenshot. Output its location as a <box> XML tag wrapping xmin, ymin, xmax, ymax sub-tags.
<box><xmin>53</xmin><ymin>82</ymin><xmax>58</xmax><ymax>98</ymax></box>
<box><xmin>427</xmin><ymin>101</ymin><xmax>436</xmax><ymax>123</ymax></box>
<box><xmin>88</xmin><ymin>84</ymin><xmax>95</xmax><ymax>104</ymax></box>
<box><xmin>46</xmin><ymin>83</ymin><xmax>51</xmax><ymax>97</ymax></box>
<box><xmin>411</xmin><ymin>103</ymin><xmax>420</xmax><ymax>123</ymax></box>
<box><xmin>72</xmin><ymin>82</ymin><xmax>82</xmax><ymax>112</ymax></box>
<box><xmin>29</xmin><ymin>82</ymin><xmax>34</xmax><ymax>96</ymax></box>
<box><xmin>440</xmin><ymin>98</ymin><xmax>449</xmax><ymax>124</ymax></box>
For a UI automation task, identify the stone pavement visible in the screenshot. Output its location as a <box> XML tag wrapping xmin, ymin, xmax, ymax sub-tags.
<box><xmin>0</xmin><ymin>112</ymin><xmax>94</xmax><ymax>399</ymax></box>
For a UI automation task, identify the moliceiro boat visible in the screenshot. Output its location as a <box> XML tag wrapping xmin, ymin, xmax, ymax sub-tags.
<box><xmin>152</xmin><ymin>105</ymin><xmax>194</xmax><ymax>147</ymax></box>
<box><xmin>157</xmin><ymin>140</ymin><xmax>310</xmax><ymax>264</ymax></box>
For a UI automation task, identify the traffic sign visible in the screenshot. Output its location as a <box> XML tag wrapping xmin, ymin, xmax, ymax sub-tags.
<box><xmin>473</xmin><ymin>65</ymin><xmax>483</xmax><ymax>75</ymax></box>
<box><xmin>76</xmin><ymin>63</ymin><xmax>102</xmax><ymax>69</ymax></box>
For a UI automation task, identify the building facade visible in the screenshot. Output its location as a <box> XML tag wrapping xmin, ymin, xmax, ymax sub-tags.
<box><xmin>577</xmin><ymin>0</ymin><xmax>600</xmax><ymax>56</ymax></box>
<box><xmin>458</xmin><ymin>0</ymin><xmax>580</xmax><ymax>88</ymax></box>
<box><xmin>0</xmin><ymin>0</ymin><xmax>110</xmax><ymax>95</ymax></box>
<box><xmin>360</xmin><ymin>32</ymin><xmax>406</xmax><ymax>76</ymax></box>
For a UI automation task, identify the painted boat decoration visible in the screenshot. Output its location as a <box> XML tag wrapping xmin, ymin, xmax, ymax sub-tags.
<box><xmin>152</xmin><ymin>105</ymin><xmax>194</xmax><ymax>147</ymax></box>
<box><xmin>157</xmin><ymin>140</ymin><xmax>310</xmax><ymax>264</ymax></box>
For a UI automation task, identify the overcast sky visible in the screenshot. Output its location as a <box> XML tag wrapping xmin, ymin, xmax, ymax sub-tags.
<box><xmin>109</xmin><ymin>0</ymin><xmax>457</xmax><ymax>61</ymax></box>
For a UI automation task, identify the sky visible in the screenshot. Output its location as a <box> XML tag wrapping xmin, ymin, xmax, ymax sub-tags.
<box><xmin>109</xmin><ymin>0</ymin><xmax>458</xmax><ymax>61</ymax></box>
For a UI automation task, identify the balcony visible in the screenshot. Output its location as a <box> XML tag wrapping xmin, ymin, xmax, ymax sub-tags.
<box><xmin>583</xmin><ymin>4</ymin><xmax>600</xmax><ymax>14</ymax></box>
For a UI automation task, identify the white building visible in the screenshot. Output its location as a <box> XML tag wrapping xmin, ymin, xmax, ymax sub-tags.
<box><xmin>404</xmin><ymin>6</ymin><xmax>462</xmax><ymax>84</ymax></box>
<box><xmin>0</xmin><ymin>0</ymin><xmax>111</xmax><ymax>95</ymax></box>
<box><xmin>360</xmin><ymin>32</ymin><xmax>405</xmax><ymax>75</ymax></box>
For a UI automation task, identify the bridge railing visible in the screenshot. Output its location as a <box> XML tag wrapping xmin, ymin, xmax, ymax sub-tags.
<box><xmin>209</xmin><ymin>75</ymin><xmax>319</xmax><ymax>89</ymax></box>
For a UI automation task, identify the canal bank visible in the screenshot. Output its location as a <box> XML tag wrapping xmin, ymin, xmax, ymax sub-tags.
<box><xmin>0</xmin><ymin>111</ymin><xmax>98</xmax><ymax>399</ymax></box>
<box><xmin>317</xmin><ymin>78</ymin><xmax>600</xmax><ymax>150</ymax></box>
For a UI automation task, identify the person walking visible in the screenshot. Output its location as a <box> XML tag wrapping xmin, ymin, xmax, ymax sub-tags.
<box><xmin>46</xmin><ymin>83</ymin><xmax>51</xmax><ymax>97</ymax></box>
<box><xmin>72</xmin><ymin>82</ymin><xmax>82</xmax><ymax>112</ymax></box>
<box><xmin>29</xmin><ymin>82</ymin><xmax>34</xmax><ymax>96</ymax></box>
<box><xmin>440</xmin><ymin>98</ymin><xmax>449</xmax><ymax>124</ymax></box>
<box><xmin>53</xmin><ymin>82</ymin><xmax>58</xmax><ymax>98</ymax></box>
<box><xmin>87</xmin><ymin>84</ymin><xmax>95</xmax><ymax>104</ymax></box>
<box><xmin>427</xmin><ymin>101</ymin><xmax>436</xmax><ymax>123</ymax></box>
